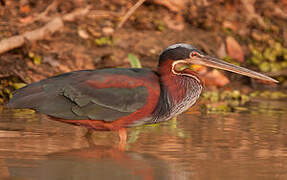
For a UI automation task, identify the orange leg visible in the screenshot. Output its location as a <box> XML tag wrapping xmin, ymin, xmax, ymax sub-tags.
<box><xmin>84</xmin><ymin>129</ymin><xmax>97</xmax><ymax>147</ymax></box>
<box><xmin>118</xmin><ymin>128</ymin><xmax>127</xmax><ymax>151</ymax></box>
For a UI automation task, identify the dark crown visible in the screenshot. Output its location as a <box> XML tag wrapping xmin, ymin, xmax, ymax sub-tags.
<box><xmin>159</xmin><ymin>43</ymin><xmax>199</xmax><ymax>64</ymax></box>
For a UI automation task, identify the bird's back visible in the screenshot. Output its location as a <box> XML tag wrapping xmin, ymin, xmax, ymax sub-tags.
<box><xmin>7</xmin><ymin>69</ymin><xmax>161</xmax><ymax>124</ymax></box>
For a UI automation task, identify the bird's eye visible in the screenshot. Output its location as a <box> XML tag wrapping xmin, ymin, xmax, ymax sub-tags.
<box><xmin>190</xmin><ymin>52</ymin><xmax>198</xmax><ymax>57</ymax></box>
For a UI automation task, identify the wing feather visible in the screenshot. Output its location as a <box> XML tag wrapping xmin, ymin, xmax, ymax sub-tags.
<box><xmin>7</xmin><ymin>69</ymin><xmax>156</xmax><ymax>122</ymax></box>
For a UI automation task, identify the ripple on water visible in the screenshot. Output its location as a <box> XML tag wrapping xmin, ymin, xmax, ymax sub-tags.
<box><xmin>0</xmin><ymin>99</ymin><xmax>287</xmax><ymax>179</ymax></box>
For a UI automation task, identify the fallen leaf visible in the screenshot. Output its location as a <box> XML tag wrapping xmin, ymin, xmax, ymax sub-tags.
<box><xmin>43</xmin><ymin>56</ymin><xmax>60</xmax><ymax>67</ymax></box>
<box><xmin>226</xmin><ymin>36</ymin><xmax>244</xmax><ymax>62</ymax></box>
<box><xmin>149</xmin><ymin>0</ymin><xmax>188</xmax><ymax>12</ymax></box>
<box><xmin>78</xmin><ymin>29</ymin><xmax>89</xmax><ymax>39</ymax></box>
<box><xmin>203</xmin><ymin>69</ymin><xmax>230</xmax><ymax>87</ymax></box>
<box><xmin>20</xmin><ymin>4</ymin><xmax>31</xmax><ymax>14</ymax></box>
<box><xmin>223</xmin><ymin>21</ymin><xmax>238</xmax><ymax>31</ymax></box>
<box><xmin>19</xmin><ymin>16</ymin><xmax>33</xmax><ymax>23</ymax></box>
<box><xmin>240</xmin><ymin>0</ymin><xmax>267</xmax><ymax>29</ymax></box>
<box><xmin>217</xmin><ymin>42</ymin><xmax>227</xmax><ymax>58</ymax></box>
<box><xmin>102</xmin><ymin>27</ymin><xmax>114</xmax><ymax>36</ymax></box>
<box><xmin>163</xmin><ymin>15</ymin><xmax>184</xmax><ymax>31</ymax></box>
<box><xmin>13</xmin><ymin>83</ymin><xmax>27</xmax><ymax>89</ymax></box>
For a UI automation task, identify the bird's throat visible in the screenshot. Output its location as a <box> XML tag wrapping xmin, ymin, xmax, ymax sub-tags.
<box><xmin>153</xmin><ymin>61</ymin><xmax>203</xmax><ymax>122</ymax></box>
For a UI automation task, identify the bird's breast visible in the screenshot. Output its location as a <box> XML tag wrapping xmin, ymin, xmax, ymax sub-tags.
<box><xmin>129</xmin><ymin>74</ymin><xmax>202</xmax><ymax>127</ymax></box>
<box><xmin>167</xmin><ymin>76</ymin><xmax>202</xmax><ymax>118</ymax></box>
<box><xmin>144</xmin><ymin>75</ymin><xmax>203</xmax><ymax>125</ymax></box>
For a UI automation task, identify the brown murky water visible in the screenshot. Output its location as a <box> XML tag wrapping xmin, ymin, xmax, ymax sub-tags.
<box><xmin>0</xmin><ymin>99</ymin><xmax>287</xmax><ymax>180</ymax></box>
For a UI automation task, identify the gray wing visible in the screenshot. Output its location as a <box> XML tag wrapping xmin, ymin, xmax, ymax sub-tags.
<box><xmin>7</xmin><ymin>70</ymin><xmax>151</xmax><ymax>121</ymax></box>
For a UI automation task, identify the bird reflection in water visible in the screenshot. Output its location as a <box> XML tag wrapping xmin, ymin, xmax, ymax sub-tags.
<box><xmin>4</xmin><ymin>145</ymin><xmax>188</xmax><ymax>180</ymax></box>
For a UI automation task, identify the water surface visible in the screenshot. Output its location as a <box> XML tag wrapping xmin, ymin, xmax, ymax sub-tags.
<box><xmin>0</xmin><ymin>99</ymin><xmax>287</xmax><ymax>180</ymax></box>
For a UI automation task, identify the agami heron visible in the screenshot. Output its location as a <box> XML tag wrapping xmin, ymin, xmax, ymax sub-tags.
<box><xmin>7</xmin><ymin>43</ymin><xmax>278</xmax><ymax>147</ymax></box>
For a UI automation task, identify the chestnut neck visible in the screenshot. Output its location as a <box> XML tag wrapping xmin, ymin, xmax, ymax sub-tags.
<box><xmin>152</xmin><ymin>60</ymin><xmax>203</xmax><ymax>121</ymax></box>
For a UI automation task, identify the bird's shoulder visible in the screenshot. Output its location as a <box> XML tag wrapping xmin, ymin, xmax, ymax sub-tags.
<box><xmin>38</xmin><ymin>68</ymin><xmax>159</xmax><ymax>90</ymax></box>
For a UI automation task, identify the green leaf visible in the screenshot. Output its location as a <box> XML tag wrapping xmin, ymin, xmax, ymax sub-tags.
<box><xmin>128</xmin><ymin>53</ymin><xmax>142</xmax><ymax>68</ymax></box>
<box><xmin>94</xmin><ymin>37</ymin><xmax>113</xmax><ymax>46</ymax></box>
<box><xmin>33</xmin><ymin>55</ymin><xmax>42</xmax><ymax>65</ymax></box>
<box><xmin>13</xmin><ymin>83</ymin><xmax>27</xmax><ymax>89</ymax></box>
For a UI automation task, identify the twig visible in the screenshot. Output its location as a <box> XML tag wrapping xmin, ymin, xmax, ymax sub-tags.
<box><xmin>117</xmin><ymin>0</ymin><xmax>146</xmax><ymax>29</ymax></box>
<box><xmin>0</xmin><ymin>7</ymin><xmax>90</xmax><ymax>55</ymax></box>
<box><xmin>63</xmin><ymin>6</ymin><xmax>91</xmax><ymax>21</ymax></box>
<box><xmin>21</xmin><ymin>0</ymin><xmax>61</xmax><ymax>25</ymax></box>
<box><xmin>0</xmin><ymin>18</ymin><xmax>63</xmax><ymax>55</ymax></box>
<box><xmin>88</xmin><ymin>10</ymin><xmax>121</xmax><ymax>18</ymax></box>
<box><xmin>42</xmin><ymin>0</ymin><xmax>60</xmax><ymax>16</ymax></box>
<box><xmin>240</xmin><ymin>0</ymin><xmax>267</xmax><ymax>29</ymax></box>
<box><xmin>34</xmin><ymin>0</ymin><xmax>60</xmax><ymax>22</ymax></box>
<box><xmin>273</xmin><ymin>7</ymin><xmax>287</xmax><ymax>20</ymax></box>
<box><xmin>12</xmin><ymin>69</ymin><xmax>29</xmax><ymax>83</ymax></box>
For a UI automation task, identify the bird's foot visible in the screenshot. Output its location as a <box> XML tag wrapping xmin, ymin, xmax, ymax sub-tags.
<box><xmin>118</xmin><ymin>128</ymin><xmax>127</xmax><ymax>151</ymax></box>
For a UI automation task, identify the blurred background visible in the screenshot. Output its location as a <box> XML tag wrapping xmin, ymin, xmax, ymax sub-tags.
<box><xmin>1</xmin><ymin>1</ymin><xmax>287</xmax><ymax>179</ymax></box>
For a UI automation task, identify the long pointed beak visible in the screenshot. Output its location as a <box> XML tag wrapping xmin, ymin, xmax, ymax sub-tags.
<box><xmin>190</xmin><ymin>54</ymin><xmax>278</xmax><ymax>83</ymax></box>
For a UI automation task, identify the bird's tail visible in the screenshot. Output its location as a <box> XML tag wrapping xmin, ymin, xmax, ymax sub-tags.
<box><xmin>5</xmin><ymin>83</ymin><xmax>43</xmax><ymax>109</ymax></box>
